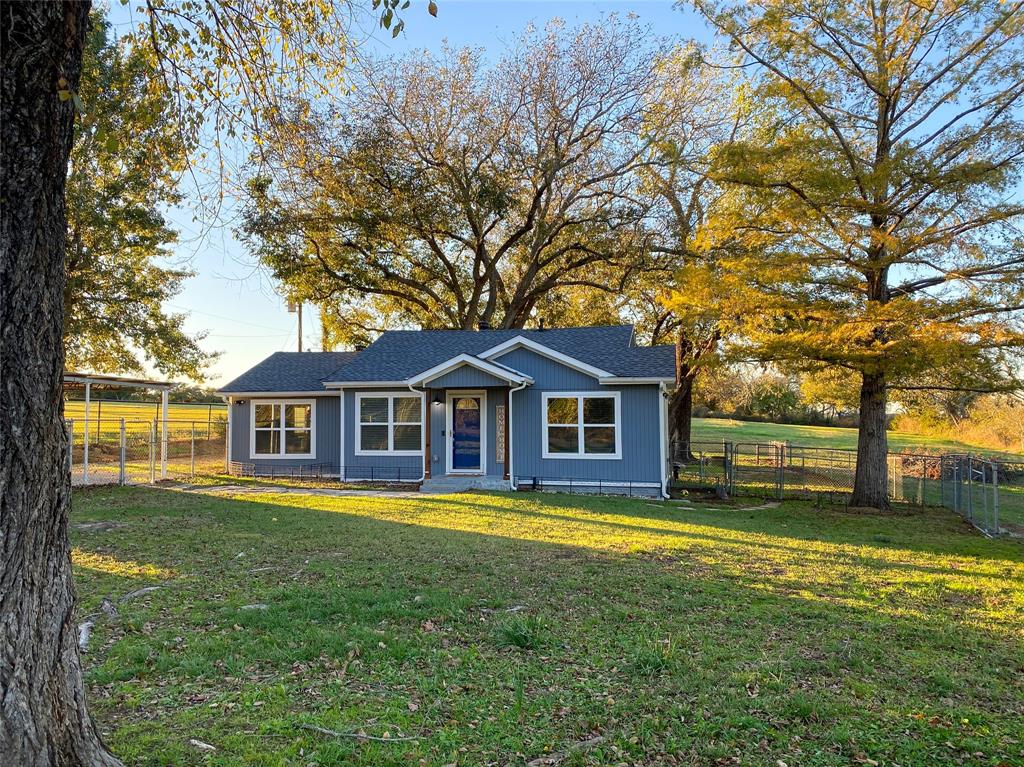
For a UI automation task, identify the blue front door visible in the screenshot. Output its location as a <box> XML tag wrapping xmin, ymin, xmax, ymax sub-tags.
<box><xmin>451</xmin><ymin>396</ymin><xmax>482</xmax><ymax>471</ymax></box>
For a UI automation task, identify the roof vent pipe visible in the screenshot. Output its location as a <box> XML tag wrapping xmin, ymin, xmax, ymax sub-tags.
<box><xmin>478</xmin><ymin>320</ymin><xmax>491</xmax><ymax>331</ymax></box>
<box><xmin>538</xmin><ymin>318</ymin><xmax>545</xmax><ymax>331</ymax></box>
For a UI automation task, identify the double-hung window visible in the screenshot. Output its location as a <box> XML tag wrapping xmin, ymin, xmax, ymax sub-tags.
<box><xmin>356</xmin><ymin>393</ymin><xmax>423</xmax><ymax>454</ymax></box>
<box><xmin>251</xmin><ymin>400</ymin><xmax>315</xmax><ymax>458</ymax></box>
<box><xmin>543</xmin><ymin>392</ymin><xmax>620</xmax><ymax>459</ymax></box>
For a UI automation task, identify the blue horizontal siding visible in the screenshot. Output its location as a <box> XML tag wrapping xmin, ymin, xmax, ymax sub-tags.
<box><xmin>229</xmin><ymin>396</ymin><xmax>339</xmax><ymax>468</ymax></box>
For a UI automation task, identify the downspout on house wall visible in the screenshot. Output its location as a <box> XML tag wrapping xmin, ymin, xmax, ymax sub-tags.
<box><xmin>659</xmin><ymin>382</ymin><xmax>670</xmax><ymax>498</ymax></box>
<box><xmin>407</xmin><ymin>383</ymin><xmax>428</xmax><ymax>482</ymax></box>
<box><xmin>507</xmin><ymin>380</ymin><xmax>529</xmax><ymax>490</ymax></box>
<box><xmin>338</xmin><ymin>387</ymin><xmax>345</xmax><ymax>480</ymax></box>
<box><xmin>223</xmin><ymin>396</ymin><xmax>233</xmax><ymax>474</ymax></box>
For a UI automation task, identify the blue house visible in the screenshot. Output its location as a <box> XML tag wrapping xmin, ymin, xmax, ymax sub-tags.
<box><xmin>218</xmin><ymin>325</ymin><xmax>675</xmax><ymax>496</ymax></box>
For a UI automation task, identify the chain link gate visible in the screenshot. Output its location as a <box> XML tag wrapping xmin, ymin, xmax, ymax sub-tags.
<box><xmin>940</xmin><ymin>455</ymin><xmax>1000</xmax><ymax>537</ymax></box>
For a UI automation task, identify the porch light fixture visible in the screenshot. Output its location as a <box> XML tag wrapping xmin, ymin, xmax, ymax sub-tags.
<box><xmin>432</xmin><ymin>393</ymin><xmax>443</xmax><ymax>405</ymax></box>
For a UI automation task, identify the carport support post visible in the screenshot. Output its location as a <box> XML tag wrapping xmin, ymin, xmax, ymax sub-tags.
<box><xmin>83</xmin><ymin>381</ymin><xmax>90</xmax><ymax>484</ymax></box>
<box><xmin>67</xmin><ymin>419</ymin><xmax>74</xmax><ymax>476</ymax></box>
<box><xmin>119</xmin><ymin>418</ymin><xmax>126</xmax><ymax>485</ymax></box>
<box><xmin>160</xmin><ymin>388</ymin><xmax>169</xmax><ymax>479</ymax></box>
<box><xmin>149</xmin><ymin>419</ymin><xmax>156</xmax><ymax>484</ymax></box>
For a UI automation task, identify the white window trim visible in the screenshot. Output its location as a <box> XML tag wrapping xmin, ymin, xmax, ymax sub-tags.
<box><xmin>354</xmin><ymin>391</ymin><xmax>425</xmax><ymax>456</ymax></box>
<box><xmin>249</xmin><ymin>398</ymin><xmax>316</xmax><ymax>460</ymax></box>
<box><xmin>445</xmin><ymin>390</ymin><xmax>487</xmax><ymax>475</ymax></box>
<box><xmin>541</xmin><ymin>391</ymin><xmax>621</xmax><ymax>460</ymax></box>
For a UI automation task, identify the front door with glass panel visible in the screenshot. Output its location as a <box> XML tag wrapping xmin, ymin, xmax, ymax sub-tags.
<box><xmin>449</xmin><ymin>395</ymin><xmax>482</xmax><ymax>473</ymax></box>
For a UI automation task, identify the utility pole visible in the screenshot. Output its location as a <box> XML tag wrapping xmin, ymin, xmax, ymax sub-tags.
<box><xmin>288</xmin><ymin>299</ymin><xmax>303</xmax><ymax>352</ymax></box>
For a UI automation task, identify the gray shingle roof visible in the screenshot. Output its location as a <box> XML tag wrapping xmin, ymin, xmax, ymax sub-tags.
<box><xmin>218</xmin><ymin>351</ymin><xmax>360</xmax><ymax>393</ymax></box>
<box><xmin>326</xmin><ymin>325</ymin><xmax>674</xmax><ymax>382</ymax></box>
<box><xmin>219</xmin><ymin>327</ymin><xmax>674</xmax><ymax>394</ymax></box>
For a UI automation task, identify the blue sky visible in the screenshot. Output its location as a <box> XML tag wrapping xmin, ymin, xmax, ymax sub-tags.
<box><xmin>104</xmin><ymin>1</ymin><xmax>711</xmax><ymax>387</ymax></box>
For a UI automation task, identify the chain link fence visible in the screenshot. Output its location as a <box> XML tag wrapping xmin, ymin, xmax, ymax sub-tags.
<box><xmin>939</xmin><ymin>455</ymin><xmax>1003</xmax><ymax>537</ymax></box>
<box><xmin>671</xmin><ymin>440</ymin><xmax>1019</xmax><ymax>537</ymax></box>
<box><xmin>67</xmin><ymin>417</ymin><xmax>227</xmax><ymax>486</ymax></box>
<box><xmin>66</xmin><ymin>420</ymin><xmax>1020</xmax><ymax>538</ymax></box>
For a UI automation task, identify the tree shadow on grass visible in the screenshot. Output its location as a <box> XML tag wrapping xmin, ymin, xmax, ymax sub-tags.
<box><xmin>68</xmin><ymin>485</ymin><xmax>1024</xmax><ymax>766</ymax></box>
<box><xmin>70</xmin><ymin>486</ymin><xmax>1024</xmax><ymax>636</ymax></box>
<box><xmin>407</xmin><ymin>493</ymin><xmax>1024</xmax><ymax>581</ymax></box>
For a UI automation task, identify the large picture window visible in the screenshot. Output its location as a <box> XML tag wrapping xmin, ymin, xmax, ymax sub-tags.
<box><xmin>356</xmin><ymin>392</ymin><xmax>423</xmax><ymax>454</ymax></box>
<box><xmin>542</xmin><ymin>392</ymin><xmax>620</xmax><ymax>459</ymax></box>
<box><xmin>251</xmin><ymin>400</ymin><xmax>315</xmax><ymax>458</ymax></box>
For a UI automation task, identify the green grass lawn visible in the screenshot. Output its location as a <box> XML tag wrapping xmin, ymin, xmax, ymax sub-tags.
<box><xmin>72</xmin><ymin>486</ymin><xmax>1024</xmax><ymax>766</ymax></box>
<box><xmin>692</xmin><ymin>417</ymin><xmax>1022</xmax><ymax>458</ymax></box>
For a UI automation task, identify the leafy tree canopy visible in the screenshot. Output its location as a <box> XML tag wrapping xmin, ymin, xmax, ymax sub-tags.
<box><xmin>240</xmin><ymin>17</ymin><xmax>675</xmax><ymax>344</ymax></box>
<box><xmin>65</xmin><ymin>11</ymin><xmax>211</xmax><ymax>379</ymax></box>
<box><xmin>684</xmin><ymin>0</ymin><xmax>1024</xmax><ymax>506</ymax></box>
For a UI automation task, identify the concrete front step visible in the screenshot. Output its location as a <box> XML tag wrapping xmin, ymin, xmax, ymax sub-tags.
<box><xmin>420</xmin><ymin>475</ymin><xmax>512</xmax><ymax>493</ymax></box>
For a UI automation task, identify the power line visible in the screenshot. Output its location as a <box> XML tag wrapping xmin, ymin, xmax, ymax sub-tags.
<box><xmin>166</xmin><ymin>303</ymin><xmax>288</xmax><ymax>332</ymax></box>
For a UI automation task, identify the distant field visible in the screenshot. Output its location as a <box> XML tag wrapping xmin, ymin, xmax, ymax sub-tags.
<box><xmin>64</xmin><ymin>399</ymin><xmax>226</xmax><ymax>428</ymax></box>
<box><xmin>691</xmin><ymin>417</ymin><xmax>1022</xmax><ymax>458</ymax></box>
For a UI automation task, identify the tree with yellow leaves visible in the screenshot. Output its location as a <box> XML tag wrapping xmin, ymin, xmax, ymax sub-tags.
<box><xmin>687</xmin><ymin>0</ymin><xmax>1024</xmax><ymax>509</ymax></box>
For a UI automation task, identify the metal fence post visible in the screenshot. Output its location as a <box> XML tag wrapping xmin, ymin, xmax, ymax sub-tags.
<box><xmin>776</xmin><ymin>443</ymin><xmax>784</xmax><ymax>500</ymax></box>
<box><xmin>68</xmin><ymin>419</ymin><xmax>75</xmax><ymax>479</ymax></box>
<box><xmin>149</xmin><ymin>420</ymin><xmax>156</xmax><ymax>484</ymax></box>
<box><xmin>981</xmin><ymin>459</ymin><xmax>989</xmax><ymax>531</ymax></box>
<box><xmin>939</xmin><ymin>457</ymin><xmax>945</xmax><ymax>508</ymax></box>
<box><xmin>160</xmin><ymin>393</ymin><xmax>169</xmax><ymax>480</ymax></box>
<box><xmin>191</xmin><ymin>422</ymin><xmax>196</xmax><ymax>477</ymax></box>
<box><xmin>966</xmin><ymin>454</ymin><xmax>973</xmax><ymax>522</ymax></box>
<box><xmin>119</xmin><ymin>418</ymin><xmax>126</xmax><ymax>485</ymax></box>
<box><xmin>726</xmin><ymin>441</ymin><xmax>734</xmax><ymax>495</ymax></box>
<box><xmin>950</xmin><ymin>458</ymin><xmax>958</xmax><ymax>512</ymax></box>
<box><xmin>992</xmin><ymin>461</ymin><xmax>999</xmax><ymax>535</ymax></box>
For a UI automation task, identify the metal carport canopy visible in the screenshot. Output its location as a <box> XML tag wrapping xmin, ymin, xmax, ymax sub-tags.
<box><xmin>63</xmin><ymin>371</ymin><xmax>177</xmax><ymax>482</ymax></box>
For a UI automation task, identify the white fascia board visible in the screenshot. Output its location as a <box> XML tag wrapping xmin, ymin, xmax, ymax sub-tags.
<box><xmin>220</xmin><ymin>390</ymin><xmax>328</xmax><ymax>397</ymax></box>
<box><xmin>408</xmin><ymin>354</ymin><xmax>532</xmax><ymax>386</ymax></box>
<box><xmin>479</xmin><ymin>336</ymin><xmax>613</xmax><ymax>379</ymax></box>
<box><xmin>323</xmin><ymin>380</ymin><xmax>407</xmax><ymax>388</ymax></box>
<box><xmin>598</xmin><ymin>376</ymin><xmax>676</xmax><ymax>385</ymax></box>
<box><xmin>484</xmin><ymin>357</ymin><xmax>533</xmax><ymax>379</ymax></box>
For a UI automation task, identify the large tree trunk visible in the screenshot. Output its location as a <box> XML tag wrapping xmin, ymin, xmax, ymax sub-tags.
<box><xmin>668</xmin><ymin>375</ymin><xmax>694</xmax><ymax>450</ymax></box>
<box><xmin>669</xmin><ymin>327</ymin><xmax>698</xmax><ymax>461</ymax></box>
<box><xmin>850</xmin><ymin>371</ymin><xmax>890</xmax><ymax>510</ymax></box>
<box><xmin>1</xmin><ymin>2</ymin><xmax>121</xmax><ymax>765</ymax></box>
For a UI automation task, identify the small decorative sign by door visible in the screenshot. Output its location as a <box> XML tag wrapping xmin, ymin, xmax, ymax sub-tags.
<box><xmin>495</xmin><ymin>405</ymin><xmax>506</xmax><ymax>463</ymax></box>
